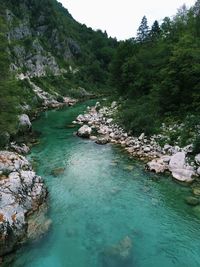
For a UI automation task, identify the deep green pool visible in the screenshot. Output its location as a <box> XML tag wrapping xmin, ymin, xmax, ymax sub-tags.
<box><xmin>7</xmin><ymin>101</ymin><xmax>200</xmax><ymax>267</ymax></box>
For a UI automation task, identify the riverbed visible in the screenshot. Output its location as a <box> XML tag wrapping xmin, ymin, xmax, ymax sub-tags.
<box><xmin>7</xmin><ymin>101</ymin><xmax>200</xmax><ymax>267</ymax></box>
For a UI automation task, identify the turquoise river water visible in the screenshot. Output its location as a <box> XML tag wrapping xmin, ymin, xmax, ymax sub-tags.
<box><xmin>7</xmin><ymin>101</ymin><xmax>200</xmax><ymax>267</ymax></box>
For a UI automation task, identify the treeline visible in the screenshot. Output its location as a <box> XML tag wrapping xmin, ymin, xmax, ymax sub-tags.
<box><xmin>109</xmin><ymin>1</ymin><xmax>200</xmax><ymax>136</ymax></box>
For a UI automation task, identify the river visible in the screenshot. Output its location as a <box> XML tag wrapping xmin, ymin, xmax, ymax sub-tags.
<box><xmin>7</xmin><ymin>101</ymin><xmax>200</xmax><ymax>267</ymax></box>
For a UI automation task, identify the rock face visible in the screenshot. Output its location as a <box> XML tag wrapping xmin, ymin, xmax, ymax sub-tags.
<box><xmin>77</xmin><ymin>125</ymin><xmax>92</xmax><ymax>138</ymax></box>
<box><xmin>0</xmin><ymin>151</ymin><xmax>48</xmax><ymax>256</ymax></box>
<box><xmin>169</xmin><ymin>152</ymin><xmax>194</xmax><ymax>182</ymax></box>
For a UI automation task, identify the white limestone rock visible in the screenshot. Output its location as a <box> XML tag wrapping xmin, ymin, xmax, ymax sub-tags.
<box><xmin>77</xmin><ymin>125</ymin><xmax>92</xmax><ymax>138</ymax></box>
<box><xmin>18</xmin><ymin>114</ymin><xmax>32</xmax><ymax>132</ymax></box>
<box><xmin>169</xmin><ymin>152</ymin><xmax>194</xmax><ymax>182</ymax></box>
<box><xmin>0</xmin><ymin>151</ymin><xmax>48</xmax><ymax>256</ymax></box>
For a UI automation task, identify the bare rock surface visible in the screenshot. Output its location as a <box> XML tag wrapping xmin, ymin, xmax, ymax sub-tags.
<box><xmin>0</xmin><ymin>151</ymin><xmax>48</xmax><ymax>256</ymax></box>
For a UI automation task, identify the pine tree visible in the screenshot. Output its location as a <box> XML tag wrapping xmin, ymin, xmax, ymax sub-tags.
<box><xmin>136</xmin><ymin>16</ymin><xmax>149</xmax><ymax>42</ymax></box>
<box><xmin>150</xmin><ymin>20</ymin><xmax>161</xmax><ymax>40</ymax></box>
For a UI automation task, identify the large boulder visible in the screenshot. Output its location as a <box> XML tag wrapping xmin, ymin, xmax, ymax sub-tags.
<box><xmin>169</xmin><ymin>152</ymin><xmax>194</xmax><ymax>182</ymax></box>
<box><xmin>18</xmin><ymin>114</ymin><xmax>32</xmax><ymax>132</ymax></box>
<box><xmin>0</xmin><ymin>151</ymin><xmax>48</xmax><ymax>256</ymax></box>
<box><xmin>185</xmin><ymin>196</ymin><xmax>199</xmax><ymax>206</ymax></box>
<box><xmin>77</xmin><ymin>125</ymin><xmax>92</xmax><ymax>138</ymax></box>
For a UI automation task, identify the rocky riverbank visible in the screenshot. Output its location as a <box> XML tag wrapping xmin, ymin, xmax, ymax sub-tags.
<box><xmin>0</xmin><ymin>151</ymin><xmax>50</xmax><ymax>258</ymax></box>
<box><xmin>74</xmin><ymin>101</ymin><xmax>200</xmax><ymax>185</ymax></box>
<box><xmin>0</xmin><ymin>94</ymin><xmax>79</xmax><ymax>260</ymax></box>
<box><xmin>0</xmin><ymin>85</ymin><xmax>76</xmax><ymax>259</ymax></box>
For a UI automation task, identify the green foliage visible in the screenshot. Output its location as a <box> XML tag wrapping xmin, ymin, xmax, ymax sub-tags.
<box><xmin>118</xmin><ymin>96</ymin><xmax>159</xmax><ymax>135</ymax></box>
<box><xmin>136</xmin><ymin>16</ymin><xmax>149</xmax><ymax>42</ymax></box>
<box><xmin>110</xmin><ymin>1</ymin><xmax>200</xmax><ymax>137</ymax></box>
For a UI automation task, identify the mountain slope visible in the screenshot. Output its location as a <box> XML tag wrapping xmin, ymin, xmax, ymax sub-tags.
<box><xmin>0</xmin><ymin>0</ymin><xmax>117</xmax><ymax>146</ymax></box>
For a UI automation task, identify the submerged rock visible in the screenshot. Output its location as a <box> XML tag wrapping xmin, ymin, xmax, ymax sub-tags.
<box><xmin>123</xmin><ymin>165</ymin><xmax>134</xmax><ymax>171</ymax></box>
<box><xmin>101</xmin><ymin>236</ymin><xmax>133</xmax><ymax>267</ymax></box>
<box><xmin>193</xmin><ymin>205</ymin><xmax>200</xmax><ymax>219</ymax></box>
<box><xmin>0</xmin><ymin>151</ymin><xmax>48</xmax><ymax>256</ymax></box>
<box><xmin>185</xmin><ymin>196</ymin><xmax>199</xmax><ymax>206</ymax></box>
<box><xmin>192</xmin><ymin>187</ymin><xmax>200</xmax><ymax>196</ymax></box>
<box><xmin>51</xmin><ymin>167</ymin><xmax>65</xmax><ymax>177</ymax></box>
<box><xmin>95</xmin><ymin>137</ymin><xmax>109</xmax><ymax>145</ymax></box>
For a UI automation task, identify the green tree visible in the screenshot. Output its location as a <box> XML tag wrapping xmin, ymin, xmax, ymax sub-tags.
<box><xmin>136</xmin><ymin>16</ymin><xmax>149</xmax><ymax>42</ymax></box>
<box><xmin>149</xmin><ymin>20</ymin><xmax>161</xmax><ymax>40</ymax></box>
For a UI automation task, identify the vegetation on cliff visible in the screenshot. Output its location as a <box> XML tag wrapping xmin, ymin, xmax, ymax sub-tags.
<box><xmin>0</xmin><ymin>0</ymin><xmax>117</xmax><ymax>144</ymax></box>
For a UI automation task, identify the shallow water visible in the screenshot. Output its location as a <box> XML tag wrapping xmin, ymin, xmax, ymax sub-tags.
<box><xmin>7</xmin><ymin>101</ymin><xmax>200</xmax><ymax>267</ymax></box>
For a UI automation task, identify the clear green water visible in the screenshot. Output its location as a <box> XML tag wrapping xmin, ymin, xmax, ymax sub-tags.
<box><xmin>8</xmin><ymin>101</ymin><xmax>200</xmax><ymax>267</ymax></box>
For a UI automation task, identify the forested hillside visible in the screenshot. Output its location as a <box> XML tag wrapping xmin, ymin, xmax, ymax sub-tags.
<box><xmin>1</xmin><ymin>0</ymin><xmax>200</xmax><ymax>150</ymax></box>
<box><xmin>110</xmin><ymin>1</ymin><xmax>200</xmax><ymax>148</ymax></box>
<box><xmin>0</xmin><ymin>0</ymin><xmax>117</xmax><ymax>145</ymax></box>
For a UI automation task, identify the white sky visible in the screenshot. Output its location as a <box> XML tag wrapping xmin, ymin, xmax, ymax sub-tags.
<box><xmin>59</xmin><ymin>0</ymin><xmax>196</xmax><ymax>40</ymax></box>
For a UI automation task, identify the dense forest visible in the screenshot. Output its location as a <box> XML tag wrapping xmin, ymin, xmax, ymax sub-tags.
<box><xmin>109</xmin><ymin>0</ymin><xmax>200</xmax><ymax>148</ymax></box>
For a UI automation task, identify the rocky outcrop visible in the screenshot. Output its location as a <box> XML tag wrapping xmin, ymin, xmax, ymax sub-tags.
<box><xmin>0</xmin><ymin>151</ymin><xmax>48</xmax><ymax>256</ymax></box>
<box><xmin>18</xmin><ymin>114</ymin><xmax>32</xmax><ymax>132</ymax></box>
<box><xmin>6</xmin><ymin>6</ymin><xmax>82</xmax><ymax>79</ymax></box>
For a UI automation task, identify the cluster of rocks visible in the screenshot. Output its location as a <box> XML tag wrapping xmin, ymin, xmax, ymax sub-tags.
<box><xmin>0</xmin><ymin>151</ymin><xmax>49</xmax><ymax>257</ymax></box>
<box><xmin>74</xmin><ymin>102</ymin><xmax>200</xmax><ymax>184</ymax></box>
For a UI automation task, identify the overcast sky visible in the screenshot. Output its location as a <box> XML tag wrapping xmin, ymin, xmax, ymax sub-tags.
<box><xmin>59</xmin><ymin>0</ymin><xmax>196</xmax><ymax>40</ymax></box>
